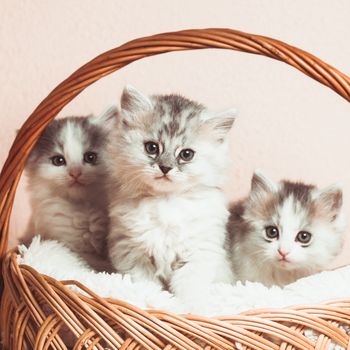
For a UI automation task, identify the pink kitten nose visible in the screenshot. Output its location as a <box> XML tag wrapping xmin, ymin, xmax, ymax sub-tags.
<box><xmin>69</xmin><ymin>168</ymin><xmax>82</xmax><ymax>179</ymax></box>
<box><xmin>278</xmin><ymin>249</ymin><xmax>289</xmax><ymax>258</ymax></box>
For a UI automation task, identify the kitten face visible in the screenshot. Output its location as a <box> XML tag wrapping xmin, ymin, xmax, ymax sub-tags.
<box><xmin>26</xmin><ymin>109</ymin><xmax>116</xmax><ymax>199</ymax></box>
<box><xmin>110</xmin><ymin>86</ymin><xmax>236</xmax><ymax>194</ymax></box>
<box><xmin>243</xmin><ymin>172</ymin><xmax>345</xmax><ymax>272</ymax></box>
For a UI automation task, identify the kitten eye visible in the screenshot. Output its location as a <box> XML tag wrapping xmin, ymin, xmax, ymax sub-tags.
<box><xmin>179</xmin><ymin>149</ymin><xmax>195</xmax><ymax>161</ymax></box>
<box><xmin>51</xmin><ymin>155</ymin><xmax>66</xmax><ymax>166</ymax></box>
<box><xmin>296</xmin><ymin>231</ymin><xmax>312</xmax><ymax>245</ymax></box>
<box><xmin>265</xmin><ymin>226</ymin><xmax>279</xmax><ymax>240</ymax></box>
<box><xmin>84</xmin><ymin>151</ymin><xmax>98</xmax><ymax>164</ymax></box>
<box><xmin>144</xmin><ymin>141</ymin><xmax>159</xmax><ymax>156</ymax></box>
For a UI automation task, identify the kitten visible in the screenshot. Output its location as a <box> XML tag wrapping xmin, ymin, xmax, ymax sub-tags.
<box><xmin>227</xmin><ymin>171</ymin><xmax>346</xmax><ymax>287</ymax></box>
<box><xmin>107</xmin><ymin>86</ymin><xmax>236</xmax><ymax>304</ymax></box>
<box><xmin>24</xmin><ymin>108</ymin><xmax>116</xmax><ymax>271</ymax></box>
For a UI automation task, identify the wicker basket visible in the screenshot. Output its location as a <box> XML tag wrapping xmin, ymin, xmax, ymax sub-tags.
<box><xmin>1</xmin><ymin>28</ymin><xmax>350</xmax><ymax>350</ymax></box>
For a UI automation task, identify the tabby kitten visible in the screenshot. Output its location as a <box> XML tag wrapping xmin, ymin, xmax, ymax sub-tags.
<box><xmin>107</xmin><ymin>86</ymin><xmax>236</xmax><ymax>304</ymax></box>
<box><xmin>25</xmin><ymin>108</ymin><xmax>116</xmax><ymax>271</ymax></box>
<box><xmin>227</xmin><ymin>171</ymin><xmax>346</xmax><ymax>287</ymax></box>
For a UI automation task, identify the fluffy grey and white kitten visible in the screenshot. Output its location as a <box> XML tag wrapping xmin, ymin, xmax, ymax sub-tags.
<box><xmin>107</xmin><ymin>86</ymin><xmax>236</xmax><ymax>304</ymax></box>
<box><xmin>227</xmin><ymin>171</ymin><xmax>346</xmax><ymax>287</ymax></box>
<box><xmin>25</xmin><ymin>108</ymin><xmax>116</xmax><ymax>271</ymax></box>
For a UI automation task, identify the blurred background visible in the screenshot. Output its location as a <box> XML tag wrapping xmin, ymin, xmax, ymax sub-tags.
<box><xmin>1</xmin><ymin>0</ymin><xmax>350</xmax><ymax>267</ymax></box>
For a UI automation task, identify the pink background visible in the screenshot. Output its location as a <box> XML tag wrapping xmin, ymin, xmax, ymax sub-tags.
<box><xmin>1</xmin><ymin>1</ymin><xmax>350</xmax><ymax>267</ymax></box>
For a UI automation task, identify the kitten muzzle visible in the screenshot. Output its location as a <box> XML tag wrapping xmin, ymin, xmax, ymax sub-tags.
<box><xmin>154</xmin><ymin>175</ymin><xmax>172</xmax><ymax>182</ymax></box>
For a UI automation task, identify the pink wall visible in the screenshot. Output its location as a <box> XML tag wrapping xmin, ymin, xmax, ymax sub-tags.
<box><xmin>1</xmin><ymin>1</ymin><xmax>350</xmax><ymax>267</ymax></box>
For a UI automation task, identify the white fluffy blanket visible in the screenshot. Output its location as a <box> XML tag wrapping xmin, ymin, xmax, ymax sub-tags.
<box><xmin>18</xmin><ymin>236</ymin><xmax>350</xmax><ymax>317</ymax></box>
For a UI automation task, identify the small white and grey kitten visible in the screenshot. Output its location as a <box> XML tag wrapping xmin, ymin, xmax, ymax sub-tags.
<box><xmin>227</xmin><ymin>171</ymin><xmax>346</xmax><ymax>287</ymax></box>
<box><xmin>107</xmin><ymin>86</ymin><xmax>236</xmax><ymax>304</ymax></box>
<box><xmin>25</xmin><ymin>108</ymin><xmax>116</xmax><ymax>271</ymax></box>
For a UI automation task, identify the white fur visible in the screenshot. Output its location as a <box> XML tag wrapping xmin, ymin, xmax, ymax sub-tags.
<box><xmin>18</xmin><ymin>236</ymin><xmax>182</xmax><ymax>311</ymax></box>
<box><xmin>230</xmin><ymin>172</ymin><xmax>346</xmax><ymax>287</ymax></box>
<box><xmin>25</xmin><ymin>112</ymin><xmax>116</xmax><ymax>271</ymax></box>
<box><xmin>27</xmin><ymin>196</ymin><xmax>110</xmax><ymax>271</ymax></box>
<box><xmin>107</xmin><ymin>87</ymin><xmax>236</xmax><ymax>305</ymax></box>
<box><xmin>109</xmin><ymin>189</ymin><xmax>233</xmax><ymax>305</ymax></box>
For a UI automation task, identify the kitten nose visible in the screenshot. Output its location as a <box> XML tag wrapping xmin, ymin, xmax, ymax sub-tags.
<box><xmin>278</xmin><ymin>249</ymin><xmax>289</xmax><ymax>258</ymax></box>
<box><xmin>69</xmin><ymin>168</ymin><xmax>82</xmax><ymax>179</ymax></box>
<box><xmin>159</xmin><ymin>165</ymin><xmax>172</xmax><ymax>175</ymax></box>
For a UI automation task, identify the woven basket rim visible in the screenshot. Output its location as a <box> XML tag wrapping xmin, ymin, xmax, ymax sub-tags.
<box><xmin>4</xmin><ymin>250</ymin><xmax>350</xmax><ymax>350</ymax></box>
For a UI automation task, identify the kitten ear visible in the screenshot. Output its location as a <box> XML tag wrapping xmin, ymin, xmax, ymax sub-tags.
<box><xmin>121</xmin><ymin>85</ymin><xmax>153</xmax><ymax>115</ymax></box>
<box><xmin>89</xmin><ymin>105</ymin><xmax>118</xmax><ymax>128</ymax></box>
<box><xmin>313</xmin><ymin>184</ymin><xmax>343</xmax><ymax>215</ymax></box>
<box><xmin>202</xmin><ymin>108</ymin><xmax>237</xmax><ymax>141</ymax></box>
<box><xmin>251</xmin><ymin>170</ymin><xmax>278</xmax><ymax>195</ymax></box>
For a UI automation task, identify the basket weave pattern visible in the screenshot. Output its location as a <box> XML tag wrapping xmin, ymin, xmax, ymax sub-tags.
<box><xmin>1</xmin><ymin>28</ymin><xmax>350</xmax><ymax>349</ymax></box>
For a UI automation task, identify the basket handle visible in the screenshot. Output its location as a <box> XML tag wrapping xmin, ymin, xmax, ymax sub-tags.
<box><xmin>1</xmin><ymin>27</ymin><xmax>350</xmax><ymax>261</ymax></box>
